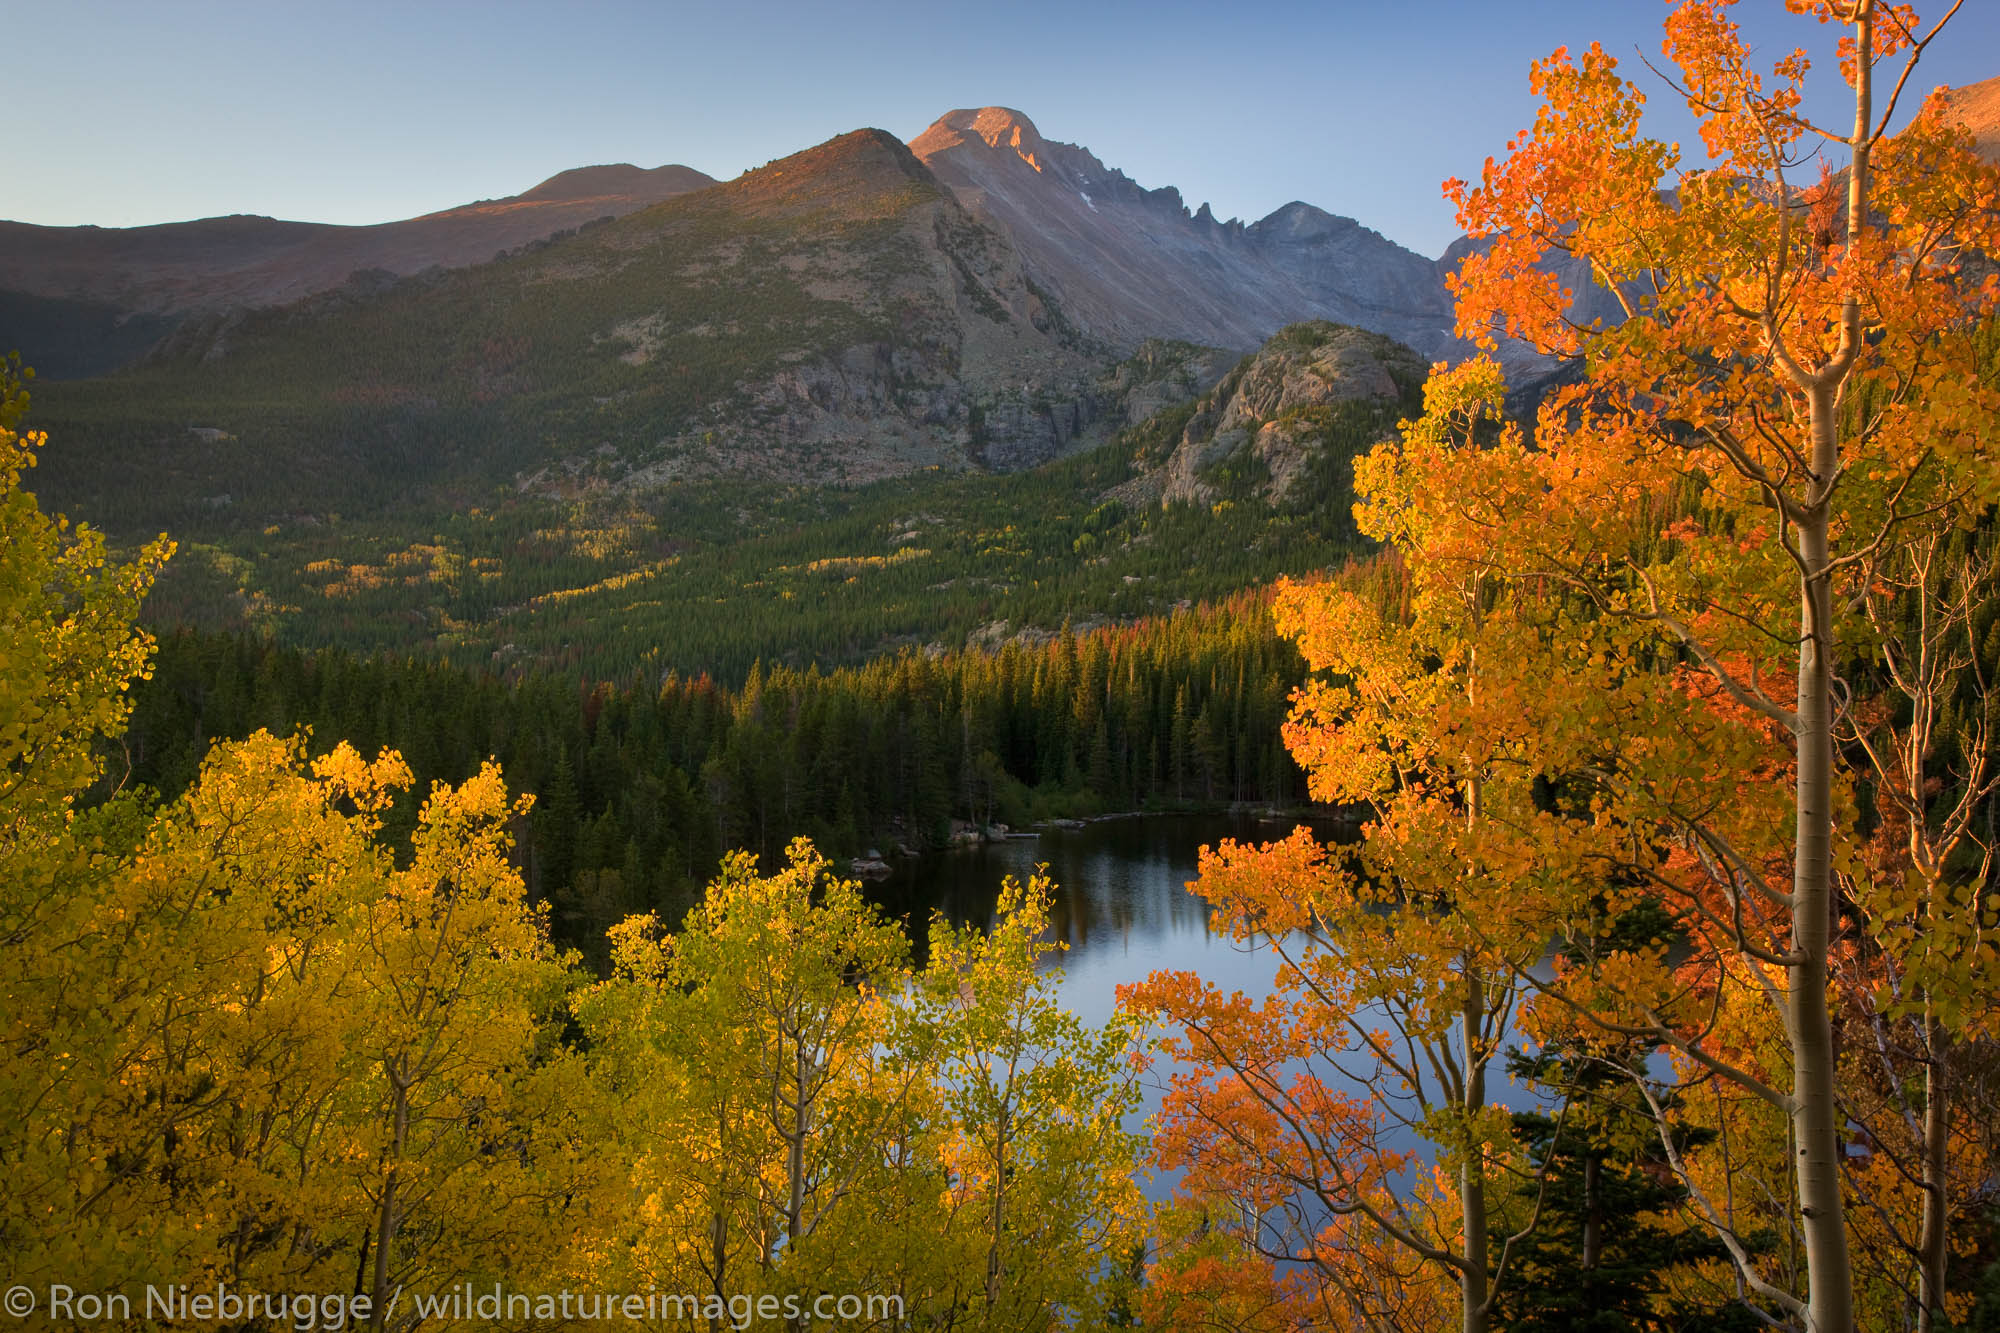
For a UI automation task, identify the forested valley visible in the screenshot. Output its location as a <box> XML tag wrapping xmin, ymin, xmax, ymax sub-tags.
<box><xmin>62</xmin><ymin>328</ymin><xmax>1414</xmax><ymax>685</ymax></box>
<box><xmin>119</xmin><ymin>596</ymin><xmax>1313</xmax><ymax>957</ymax></box>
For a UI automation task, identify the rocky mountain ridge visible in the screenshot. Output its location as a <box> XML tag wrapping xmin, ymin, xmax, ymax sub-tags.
<box><xmin>1107</xmin><ymin>321</ymin><xmax>1426</xmax><ymax>513</ymax></box>
<box><xmin>26</xmin><ymin>130</ymin><xmax>1234</xmax><ymax>532</ymax></box>
<box><xmin>911</xmin><ymin>107</ymin><xmax>1459</xmax><ymax>361</ymax></box>
<box><xmin>13</xmin><ymin>78</ymin><xmax>2000</xmax><ymax>383</ymax></box>
<box><xmin>1943</xmin><ymin>73</ymin><xmax>2000</xmax><ymax>162</ymax></box>
<box><xmin>1</xmin><ymin>162</ymin><xmax>719</xmax><ymax>315</ymax></box>
<box><xmin>15</xmin><ymin>80</ymin><xmax>2000</xmax><ymax>524</ymax></box>
<box><xmin>0</xmin><ymin>163</ymin><xmax>718</xmax><ymax>376</ymax></box>
<box><xmin>7</xmin><ymin>104</ymin><xmax>1486</xmax><ymax>388</ymax></box>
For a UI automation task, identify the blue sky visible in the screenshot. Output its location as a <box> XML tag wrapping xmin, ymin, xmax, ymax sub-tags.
<box><xmin>9</xmin><ymin>0</ymin><xmax>1997</xmax><ymax>258</ymax></box>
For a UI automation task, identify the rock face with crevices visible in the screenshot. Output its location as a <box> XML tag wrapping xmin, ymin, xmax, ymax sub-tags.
<box><xmin>912</xmin><ymin>107</ymin><xmax>1463</xmax><ymax>362</ymax></box>
<box><xmin>1109</xmin><ymin>321</ymin><xmax>1427</xmax><ymax>512</ymax></box>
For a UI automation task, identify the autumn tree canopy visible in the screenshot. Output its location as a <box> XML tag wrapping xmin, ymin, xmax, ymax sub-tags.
<box><xmin>0</xmin><ymin>351</ymin><xmax>1152</xmax><ymax>1328</ymax></box>
<box><xmin>1134</xmin><ymin>2</ymin><xmax>2000</xmax><ymax>1330</ymax></box>
<box><xmin>1436</xmin><ymin>2</ymin><xmax>2000</xmax><ymax>1326</ymax></box>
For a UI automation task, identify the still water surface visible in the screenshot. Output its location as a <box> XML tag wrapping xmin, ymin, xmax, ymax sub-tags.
<box><xmin>874</xmin><ymin>811</ymin><xmax>1348</xmax><ymax>1029</ymax></box>
<box><xmin>874</xmin><ymin>811</ymin><xmax>1547</xmax><ymax>1175</ymax></box>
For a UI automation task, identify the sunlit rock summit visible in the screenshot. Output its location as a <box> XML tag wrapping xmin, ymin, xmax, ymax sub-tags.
<box><xmin>911</xmin><ymin>107</ymin><xmax>1459</xmax><ymax>359</ymax></box>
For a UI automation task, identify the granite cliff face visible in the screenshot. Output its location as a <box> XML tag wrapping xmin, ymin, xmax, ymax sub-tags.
<box><xmin>1109</xmin><ymin>321</ymin><xmax>1427</xmax><ymax>512</ymax></box>
<box><xmin>446</xmin><ymin>133</ymin><xmax>1238</xmax><ymax>486</ymax></box>
<box><xmin>911</xmin><ymin>108</ymin><xmax>1459</xmax><ymax>361</ymax></box>
<box><xmin>906</xmin><ymin>107</ymin><xmax>1614</xmax><ymax>389</ymax></box>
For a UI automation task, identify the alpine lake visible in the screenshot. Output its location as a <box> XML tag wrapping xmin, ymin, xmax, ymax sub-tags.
<box><xmin>870</xmin><ymin>809</ymin><xmax>1551</xmax><ymax>1181</ymax></box>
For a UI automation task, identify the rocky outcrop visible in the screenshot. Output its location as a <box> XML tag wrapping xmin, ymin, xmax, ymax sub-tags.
<box><xmin>600</xmin><ymin>333</ymin><xmax>1233</xmax><ymax>491</ymax></box>
<box><xmin>1110</xmin><ymin>322</ymin><xmax>1426</xmax><ymax>511</ymax></box>
<box><xmin>967</xmin><ymin>340</ymin><xmax>1236</xmax><ymax>472</ymax></box>
<box><xmin>482</xmin><ymin>133</ymin><xmax>1238</xmax><ymax>492</ymax></box>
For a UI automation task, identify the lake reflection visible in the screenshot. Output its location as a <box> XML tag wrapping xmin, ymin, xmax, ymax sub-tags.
<box><xmin>871</xmin><ymin>811</ymin><xmax>1549</xmax><ymax>1183</ymax></box>
<box><xmin>871</xmin><ymin>811</ymin><xmax>1358</xmax><ymax>1029</ymax></box>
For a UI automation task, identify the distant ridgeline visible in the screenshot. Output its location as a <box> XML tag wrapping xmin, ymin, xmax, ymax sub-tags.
<box><xmin>121</xmin><ymin>592</ymin><xmax>1317</xmax><ymax>958</ymax></box>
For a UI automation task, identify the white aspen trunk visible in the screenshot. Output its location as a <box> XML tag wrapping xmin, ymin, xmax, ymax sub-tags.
<box><xmin>368</xmin><ymin>1063</ymin><xmax>410</xmax><ymax>1333</ymax></box>
<box><xmin>1460</xmin><ymin>631</ymin><xmax>1490</xmax><ymax>1333</ymax></box>
<box><xmin>1794</xmin><ymin>392</ymin><xmax>1854</xmax><ymax>1333</ymax></box>
<box><xmin>787</xmin><ymin>1039</ymin><xmax>809</xmax><ymax>1244</ymax></box>
<box><xmin>784</xmin><ymin>1033</ymin><xmax>810</xmax><ymax>1333</ymax></box>
<box><xmin>1916</xmin><ymin>1006</ymin><xmax>1948</xmax><ymax>1333</ymax></box>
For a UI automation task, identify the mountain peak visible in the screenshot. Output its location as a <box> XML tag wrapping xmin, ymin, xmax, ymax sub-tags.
<box><xmin>513</xmin><ymin>163</ymin><xmax>716</xmax><ymax>205</ymax></box>
<box><xmin>911</xmin><ymin>107</ymin><xmax>1050</xmax><ymax>171</ymax></box>
<box><xmin>706</xmin><ymin>128</ymin><xmax>941</xmax><ymax>220</ymax></box>
<box><xmin>902</xmin><ymin>105</ymin><xmax>1454</xmax><ymax>357</ymax></box>
<box><xmin>1941</xmin><ymin>73</ymin><xmax>2000</xmax><ymax>163</ymax></box>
